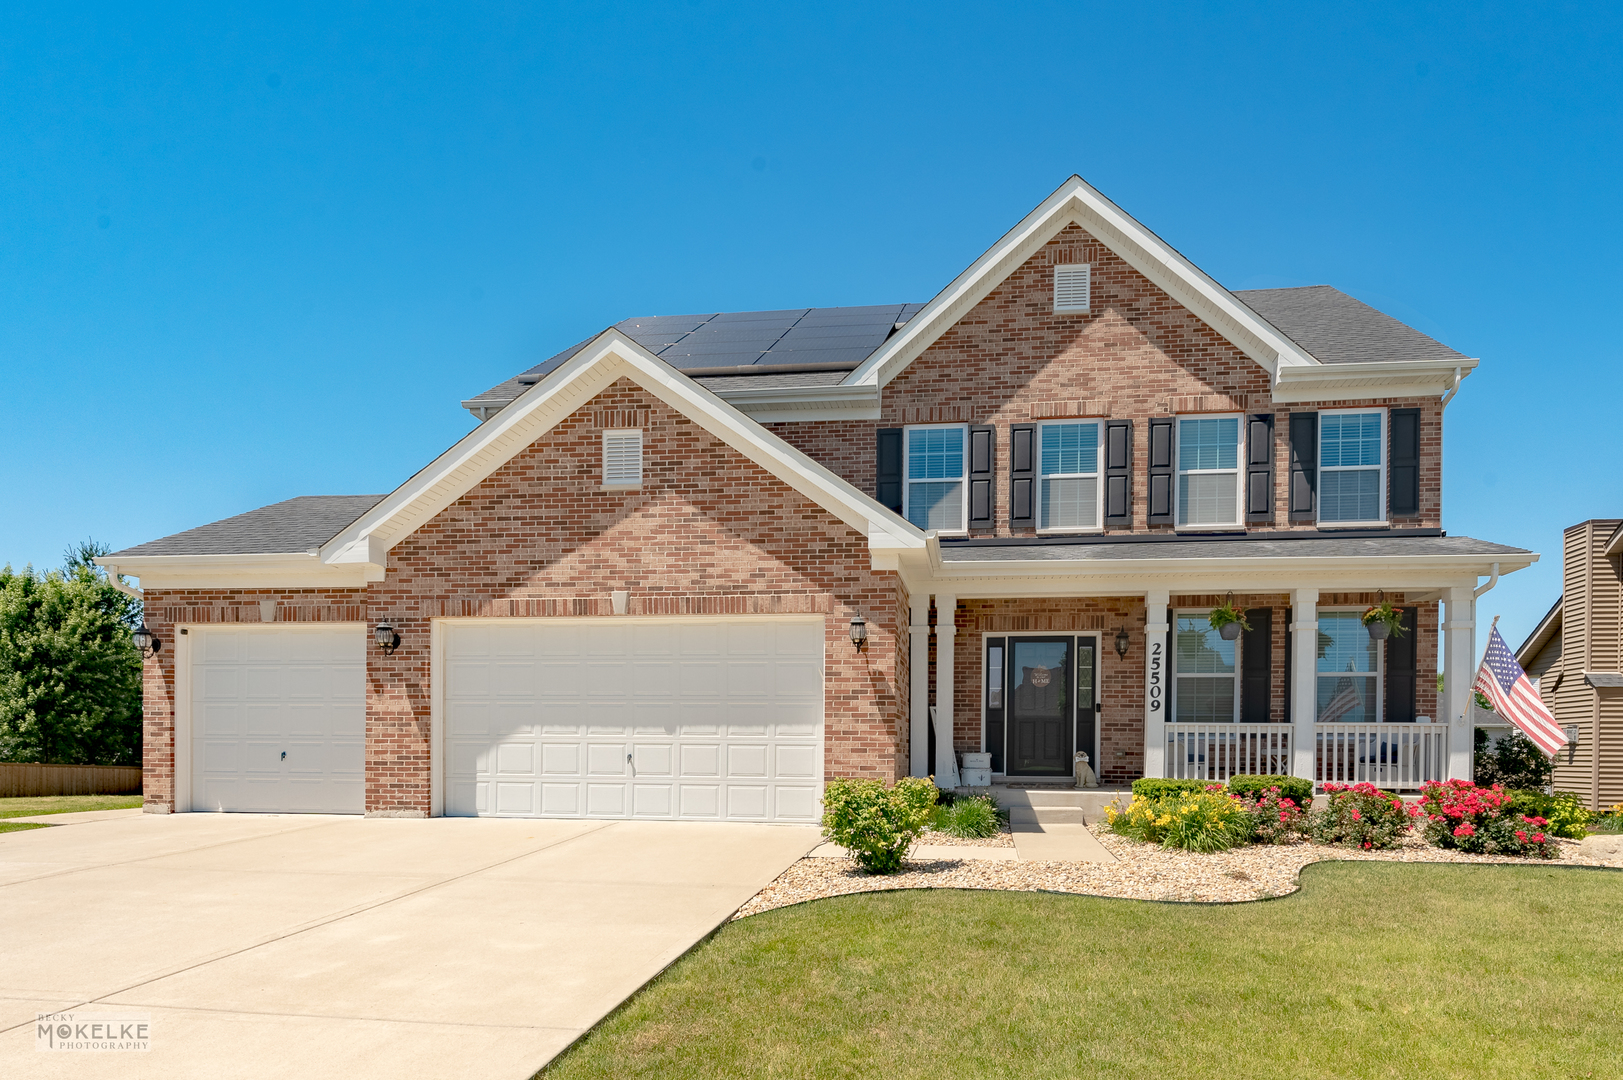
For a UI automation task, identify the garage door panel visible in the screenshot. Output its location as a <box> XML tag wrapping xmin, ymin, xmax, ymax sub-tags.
<box><xmin>495</xmin><ymin>783</ymin><xmax>535</xmax><ymax>815</ymax></box>
<box><xmin>444</xmin><ymin>619</ymin><xmax>823</xmax><ymax>822</ymax></box>
<box><xmin>490</xmin><ymin>702</ymin><xmax>535</xmax><ymax>737</ymax></box>
<box><xmin>495</xmin><ymin>743</ymin><xmax>534</xmax><ymax>775</ymax></box>
<box><xmin>191</xmin><ymin>626</ymin><xmax>366</xmax><ymax>815</ymax></box>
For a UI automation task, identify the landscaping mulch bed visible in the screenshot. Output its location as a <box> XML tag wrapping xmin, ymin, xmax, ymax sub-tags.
<box><xmin>915</xmin><ymin>826</ymin><xmax>1015</xmax><ymax>848</ymax></box>
<box><xmin>733</xmin><ymin>823</ymin><xmax>1613</xmax><ymax>918</ymax></box>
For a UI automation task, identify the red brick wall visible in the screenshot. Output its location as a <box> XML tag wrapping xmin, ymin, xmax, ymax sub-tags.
<box><xmin>771</xmin><ymin>224</ymin><xmax>1444</xmax><ymax>532</ymax></box>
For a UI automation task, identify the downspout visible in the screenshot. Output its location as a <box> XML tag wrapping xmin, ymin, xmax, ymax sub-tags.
<box><xmin>97</xmin><ymin>560</ymin><xmax>143</xmax><ymax>600</ymax></box>
<box><xmin>1473</xmin><ymin>561</ymin><xmax>1500</xmax><ymax>600</ymax></box>
<box><xmin>1439</xmin><ymin>365</ymin><xmax>1463</xmax><ymax>407</ymax></box>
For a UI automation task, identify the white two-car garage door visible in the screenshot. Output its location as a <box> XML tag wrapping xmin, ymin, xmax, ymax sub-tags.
<box><xmin>443</xmin><ymin>618</ymin><xmax>823</xmax><ymax>822</ymax></box>
<box><xmin>190</xmin><ymin>625</ymin><xmax>366</xmax><ymax>814</ymax></box>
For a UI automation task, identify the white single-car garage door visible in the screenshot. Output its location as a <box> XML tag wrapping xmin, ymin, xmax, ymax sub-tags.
<box><xmin>443</xmin><ymin>618</ymin><xmax>823</xmax><ymax>822</ymax></box>
<box><xmin>190</xmin><ymin>625</ymin><xmax>366</xmax><ymax>814</ymax></box>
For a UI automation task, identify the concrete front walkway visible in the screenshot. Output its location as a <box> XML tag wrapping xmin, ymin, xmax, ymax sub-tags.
<box><xmin>0</xmin><ymin>813</ymin><xmax>817</xmax><ymax>1079</ymax></box>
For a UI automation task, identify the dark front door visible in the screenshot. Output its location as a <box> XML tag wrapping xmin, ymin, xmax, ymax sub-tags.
<box><xmin>1006</xmin><ymin>637</ymin><xmax>1073</xmax><ymax>776</ymax></box>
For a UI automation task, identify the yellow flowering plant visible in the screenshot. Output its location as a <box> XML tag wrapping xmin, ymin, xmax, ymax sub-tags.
<box><xmin>1106</xmin><ymin>789</ymin><xmax>1254</xmax><ymax>852</ymax></box>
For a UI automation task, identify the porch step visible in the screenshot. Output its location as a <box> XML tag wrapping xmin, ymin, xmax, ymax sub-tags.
<box><xmin>1008</xmin><ymin>806</ymin><xmax>1089</xmax><ymax>825</ymax></box>
<box><xmin>985</xmin><ymin>785</ymin><xmax>1131</xmax><ymax>825</ymax></box>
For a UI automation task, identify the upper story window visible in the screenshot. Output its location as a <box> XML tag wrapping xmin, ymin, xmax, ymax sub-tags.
<box><xmin>1319</xmin><ymin>409</ymin><xmax>1386</xmax><ymax>525</ymax></box>
<box><xmin>602</xmin><ymin>429</ymin><xmax>643</xmax><ymax>487</ymax></box>
<box><xmin>1053</xmin><ymin>264</ymin><xmax>1091</xmax><ymax>313</ymax></box>
<box><xmin>1317</xmin><ymin>611</ymin><xmax>1380</xmax><ymax>722</ymax></box>
<box><xmin>1176</xmin><ymin>415</ymin><xmax>1242</xmax><ymax>528</ymax></box>
<box><xmin>1039</xmin><ymin>421</ymin><xmax>1102</xmax><ymax>531</ymax></box>
<box><xmin>1173</xmin><ymin>614</ymin><xmax>1238</xmax><ymax>722</ymax></box>
<box><xmin>904</xmin><ymin>424</ymin><xmax>967</xmax><ymax>532</ymax></box>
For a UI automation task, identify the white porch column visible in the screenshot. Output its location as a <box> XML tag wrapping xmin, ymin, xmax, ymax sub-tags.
<box><xmin>1142</xmin><ymin>589</ymin><xmax>1170</xmax><ymax>778</ymax></box>
<box><xmin>908</xmin><ymin>593</ymin><xmax>931</xmax><ymax>777</ymax></box>
<box><xmin>1443</xmin><ymin>585</ymin><xmax>1477</xmax><ymax>780</ymax></box>
<box><xmin>933</xmin><ymin>595</ymin><xmax>959</xmax><ymax>787</ymax></box>
<box><xmin>1290</xmin><ymin>588</ymin><xmax>1320</xmax><ymax>782</ymax></box>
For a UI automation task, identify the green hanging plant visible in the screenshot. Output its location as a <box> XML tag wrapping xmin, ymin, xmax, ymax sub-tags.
<box><xmin>1208</xmin><ymin>593</ymin><xmax>1250</xmax><ymax>640</ymax></box>
<box><xmin>1362</xmin><ymin>594</ymin><xmax>1406</xmax><ymax>641</ymax></box>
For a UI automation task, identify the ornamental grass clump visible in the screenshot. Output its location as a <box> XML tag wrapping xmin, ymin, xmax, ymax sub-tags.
<box><xmin>1308</xmin><ymin>782</ymin><xmax>1416</xmax><ymax>850</ymax></box>
<box><xmin>1419</xmin><ymin>780</ymin><xmax>1560</xmax><ymax>859</ymax></box>
<box><xmin>932</xmin><ymin>795</ymin><xmax>1003</xmax><ymax>839</ymax></box>
<box><xmin>820</xmin><ymin>776</ymin><xmax>939</xmax><ymax>874</ymax></box>
<box><xmin>1107</xmin><ymin>789</ymin><xmax>1253</xmax><ymax>853</ymax></box>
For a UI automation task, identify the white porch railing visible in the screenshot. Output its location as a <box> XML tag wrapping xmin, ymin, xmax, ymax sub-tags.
<box><xmin>1315</xmin><ymin>724</ymin><xmax>1447</xmax><ymax>789</ymax></box>
<box><xmin>1165</xmin><ymin>724</ymin><xmax>1293</xmax><ymax>783</ymax></box>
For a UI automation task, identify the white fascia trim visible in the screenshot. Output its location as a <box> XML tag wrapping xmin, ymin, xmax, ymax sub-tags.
<box><xmin>1272</xmin><ymin>358</ymin><xmax>1479</xmax><ymax>404</ymax></box>
<box><xmin>843</xmin><ymin>175</ymin><xmax>1319</xmax><ymax>392</ymax></box>
<box><xmin>96</xmin><ymin>552</ymin><xmax>379</xmax><ymax>590</ymax></box>
<box><xmin>715</xmin><ymin>382</ymin><xmax>881</xmax><ymax>424</ymax></box>
<box><xmin>321</xmin><ymin>328</ymin><xmax>928</xmax><ymax>565</ymax></box>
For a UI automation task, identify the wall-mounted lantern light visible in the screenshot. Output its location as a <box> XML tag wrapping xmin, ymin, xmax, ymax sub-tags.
<box><xmin>849</xmin><ymin>615</ymin><xmax>868</xmax><ymax>651</ymax></box>
<box><xmin>1114</xmin><ymin>626</ymin><xmax>1131</xmax><ymax>660</ymax></box>
<box><xmin>132</xmin><ymin>623</ymin><xmax>163</xmax><ymax>658</ymax></box>
<box><xmin>375</xmin><ymin>622</ymin><xmax>401</xmax><ymax>656</ymax></box>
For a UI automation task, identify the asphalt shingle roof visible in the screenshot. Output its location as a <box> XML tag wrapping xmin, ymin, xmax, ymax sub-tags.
<box><xmin>937</xmin><ymin>534</ymin><xmax>1529</xmax><ymax>563</ymax></box>
<box><xmin>109</xmin><ymin>495</ymin><xmax>385</xmax><ymax>557</ymax></box>
<box><xmin>1233</xmin><ymin>285</ymin><xmax>1468</xmax><ymax>366</ymax></box>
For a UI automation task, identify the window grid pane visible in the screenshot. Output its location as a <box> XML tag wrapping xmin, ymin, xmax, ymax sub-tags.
<box><xmin>907</xmin><ymin>481</ymin><xmax>963</xmax><ymax>531</ymax></box>
<box><xmin>1178</xmin><ymin>473</ymin><xmax>1238</xmax><ymax>526</ymax></box>
<box><xmin>1316</xmin><ymin>675</ymin><xmax>1378</xmax><ymax>723</ymax></box>
<box><xmin>1321</xmin><ymin>413</ymin><xmax>1383</xmax><ymax>468</ymax></box>
<box><xmin>1176</xmin><ymin>617</ymin><xmax>1235</xmax><ymax>674</ymax></box>
<box><xmin>1317</xmin><ymin>613</ymin><xmax>1377</xmax><ymax>674</ymax></box>
<box><xmin>1041</xmin><ymin>477</ymin><xmax>1098</xmax><ymax>529</ymax></box>
<box><xmin>1040</xmin><ymin>424</ymin><xmax>1099</xmax><ymax>476</ymax></box>
<box><xmin>906</xmin><ymin>427</ymin><xmax>964</xmax><ymax>480</ymax></box>
<box><xmin>1177</xmin><ymin>417</ymin><xmax>1238</xmax><ymax>471</ymax></box>
<box><xmin>1176</xmin><ymin>678</ymin><xmax>1235</xmax><ymax>723</ymax></box>
<box><xmin>1320</xmin><ymin>469</ymin><xmax>1381</xmax><ymax>522</ymax></box>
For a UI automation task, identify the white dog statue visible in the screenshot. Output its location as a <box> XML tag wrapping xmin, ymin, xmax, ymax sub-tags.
<box><xmin>1073</xmin><ymin>750</ymin><xmax>1098</xmax><ymax>789</ymax></box>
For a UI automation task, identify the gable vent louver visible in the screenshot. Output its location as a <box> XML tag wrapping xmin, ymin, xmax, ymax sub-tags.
<box><xmin>602</xmin><ymin>429</ymin><xmax>643</xmax><ymax>486</ymax></box>
<box><xmin>1053</xmin><ymin>263</ymin><xmax>1091</xmax><ymax>313</ymax></box>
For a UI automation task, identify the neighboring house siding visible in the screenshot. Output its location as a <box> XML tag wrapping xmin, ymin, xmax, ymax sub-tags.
<box><xmin>372</xmin><ymin>378</ymin><xmax>907</xmax><ymax>814</ymax></box>
<box><xmin>1547</xmin><ymin>520</ymin><xmax>1623</xmax><ymax>807</ymax></box>
<box><xmin>770</xmin><ymin>225</ymin><xmax>1444</xmax><ymax>533</ymax></box>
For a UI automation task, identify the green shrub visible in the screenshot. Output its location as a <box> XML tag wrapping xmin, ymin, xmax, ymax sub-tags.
<box><xmin>1419</xmin><ymin>781</ymin><xmax>1561</xmax><ymax>858</ymax></box>
<box><xmin>1131</xmin><ymin>778</ymin><xmax>1213</xmax><ymax>800</ymax></box>
<box><xmin>820</xmin><ymin>777</ymin><xmax>938</xmax><ymax>874</ymax></box>
<box><xmin>1227</xmin><ymin>774</ymin><xmax>1314</xmax><ymax>806</ymax></box>
<box><xmin>1235</xmin><ymin>787</ymin><xmax>1310</xmax><ymax>844</ymax></box>
<box><xmin>1308</xmin><ymin>783</ymin><xmax>1416</xmax><ymax>850</ymax></box>
<box><xmin>1508</xmin><ymin>789</ymin><xmax>1589</xmax><ymax>839</ymax></box>
<box><xmin>1107</xmin><ymin>791</ymin><xmax>1253</xmax><ymax>852</ymax></box>
<box><xmin>932</xmin><ymin>795</ymin><xmax>1003</xmax><ymax>839</ymax></box>
<box><xmin>1473</xmin><ymin>728</ymin><xmax>1555</xmax><ymax>789</ymax></box>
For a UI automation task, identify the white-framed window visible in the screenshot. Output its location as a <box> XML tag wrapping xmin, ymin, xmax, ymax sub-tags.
<box><xmin>1318</xmin><ymin>409</ymin><xmax>1387</xmax><ymax>525</ymax></box>
<box><xmin>903</xmin><ymin>424</ymin><xmax>967</xmax><ymax>532</ymax></box>
<box><xmin>1053</xmin><ymin>263</ymin><xmax>1091</xmax><ymax>313</ymax></box>
<box><xmin>1172</xmin><ymin>614</ymin><xmax>1238</xmax><ymax>723</ymax></box>
<box><xmin>1176</xmin><ymin>414</ymin><xmax>1243</xmax><ymax>528</ymax></box>
<box><xmin>602</xmin><ymin>429</ymin><xmax>643</xmax><ymax>487</ymax></box>
<box><xmin>1316</xmin><ymin>610</ymin><xmax>1381</xmax><ymax>722</ymax></box>
<box><xmin>1038</xmin><ymin>421</ymin><xmax>1103</xmax><ymax>531</ymax></box>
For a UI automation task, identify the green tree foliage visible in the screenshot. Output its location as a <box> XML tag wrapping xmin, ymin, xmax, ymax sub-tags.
<box><xmin>0</xmin><ymin>541</ymin><xmax>143</xmax><ymax>765</ymax></box>
<box><xmin>1473</xmin><ymin>727</ymin><xmax>1555</xmax><ymax>790</ymax></box>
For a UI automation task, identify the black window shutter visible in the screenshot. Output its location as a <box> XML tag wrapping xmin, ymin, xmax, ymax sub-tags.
<box><xmin>1009</xmin><ymin>424</ymin><xmax>1036</xmax><ymax>528</ymax></box>
<box><xmin>1245</xmin><ymin>414</ymin><xmax>1275</xmax><ymax>523</ymax></box>
<box><xmin>1389</xmin><ymin>408</ymin><xmax>1421</xmax><ymax>518</ymax></box>
<box><xmin>1288</xmin><ymin>412</ymin><xmax>1318</xmax><ymax>521</ymax></box>
<box><xmin>876</xmin><ymin>428</ymin><xmax>903</xmax><ymax>513</ymax></box>
<box><xmin>968</xmin><ymin>425</ymin><xmax>995</xmax><ymax>528</ymax></box>
<box><xmin>1104</xmin><ymin>420</ymin><xmax>1132</xmax><ymax>526</ymax></box>
<box><xmin>1147</xmin><ymin>417</ymin><xmax>1174</xmax><ymax>525</ymax></box>
<box><xmin>1240</xmin><ymin>608</ymin><xmax>1273</xmax><ymax>722</ymax></box>
<box><xmin>1384</xmin><ymin>606</ymin><xmax>1418</xmax><ymax>722</ymax></box>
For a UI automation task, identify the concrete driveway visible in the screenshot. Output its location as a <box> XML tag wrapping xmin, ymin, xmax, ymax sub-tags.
<box><xmin>0</xmin><ymin>813</ymin><xmax>817</xmax><ymax>1079</ymax></box>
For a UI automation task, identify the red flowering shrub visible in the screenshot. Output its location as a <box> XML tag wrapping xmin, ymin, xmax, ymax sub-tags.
<box><xmin>1418</xmin><ymin>780</ymin><xmax>1560</xmax><ymax>859</ymax></box>
<box><xmin>1308</xmin><ymin>783</ymin><xmax>1417</xmax><ymax>849</ymax></box>
<box><xmin>1232</xmin><ymin>786</ymin><xmax>1309</xmax><ymax>844</ymax></box>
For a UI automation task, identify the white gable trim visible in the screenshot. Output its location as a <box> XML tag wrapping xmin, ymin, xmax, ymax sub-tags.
<box><xmin>844</xmin><ymin>176</ymin><xmax>1320</xmax><ymax>390</ymax></box>
<box><xmin>320</xmin><ymin>329</ymin><xmax>927</xmax><ymax>570</ymax></box>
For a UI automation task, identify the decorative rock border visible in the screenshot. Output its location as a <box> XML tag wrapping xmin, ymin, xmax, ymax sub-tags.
<box><xmin>733</xmin><ymin>823</ymin><xmax>1618</xmax><ymax>919</ymax></box>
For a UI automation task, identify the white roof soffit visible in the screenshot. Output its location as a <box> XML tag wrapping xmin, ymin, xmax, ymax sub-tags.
<box><xmin>322</xmin><ymin>329</ymin><xmax>927</xmax><ymax>567</ymax></box>
<box><xmin>94</xmin><ymin>551</ymin><xmax>377</xmax><ymax>590</ymax></box>
<box><xmin>844</xmin><ymin>175</ymin><xmax>1320</xmax><ymax>391</ymax></box>
<box><xmin>1271</xmin><ymin>357</ymin><xmax>1479</xmax><ymax>405</ymax></box>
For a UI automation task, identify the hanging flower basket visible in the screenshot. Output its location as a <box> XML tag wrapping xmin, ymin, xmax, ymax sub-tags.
<box><xmin>1208</xmin><ymin>598</ymin><xmax>1250</xmax><ymax>641</ymax></box>
<box><xmin>1362</xmin><ymin>598</ymin><xmax>1405</xmax><ymax>641</ymax></box>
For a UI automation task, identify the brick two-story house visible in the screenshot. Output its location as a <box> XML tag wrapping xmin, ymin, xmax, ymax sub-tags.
<box><xmin>103</xmin><ymin>177</ymin><xmax>1534</xmax><ymax>820</ymax></box>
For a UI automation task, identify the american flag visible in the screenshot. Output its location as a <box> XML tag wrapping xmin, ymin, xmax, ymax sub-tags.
<box><xmin>1473</xmin><ymin>624</ymin><xmax>1567</xmax><ymax>756</ymax></box>
<box><xmin>1320</xmin><ymin>667</ymin><xmax>1364</xmax><ymax>724</ymax></box>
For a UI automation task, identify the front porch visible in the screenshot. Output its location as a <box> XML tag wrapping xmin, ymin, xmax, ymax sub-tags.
<box><xmin>905</xmin><ymin>564</ymin><xmax>1509</xmax><ymax>792</ymax></box>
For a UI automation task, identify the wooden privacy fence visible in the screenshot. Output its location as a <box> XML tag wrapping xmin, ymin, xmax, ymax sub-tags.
<box><xmin>0</xmin><ymin>763</ymin><xmax>142</xmax><ymax>798</ymax></box>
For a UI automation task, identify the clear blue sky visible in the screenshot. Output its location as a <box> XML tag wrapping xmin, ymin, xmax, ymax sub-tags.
<box><xmin>3</xmin><ymin>2</ymin><xmax>1618</xmax><ymax>650</ymax></box>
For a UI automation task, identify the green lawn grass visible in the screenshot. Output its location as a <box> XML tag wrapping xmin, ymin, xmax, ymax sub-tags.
<box><xmin>0</xmin><ymin>794</ymin><xmax>143</xmax><ymax>818</ymax></box>
<box><xmin>0</xmin><ymin>822</ymin><xmax>50</xmax><ymax>833</ymax></box>
<box><xmin>542</xmin><ymin>863</ymin><xmax>1623</xmax><ymax>1080</ymax></box>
